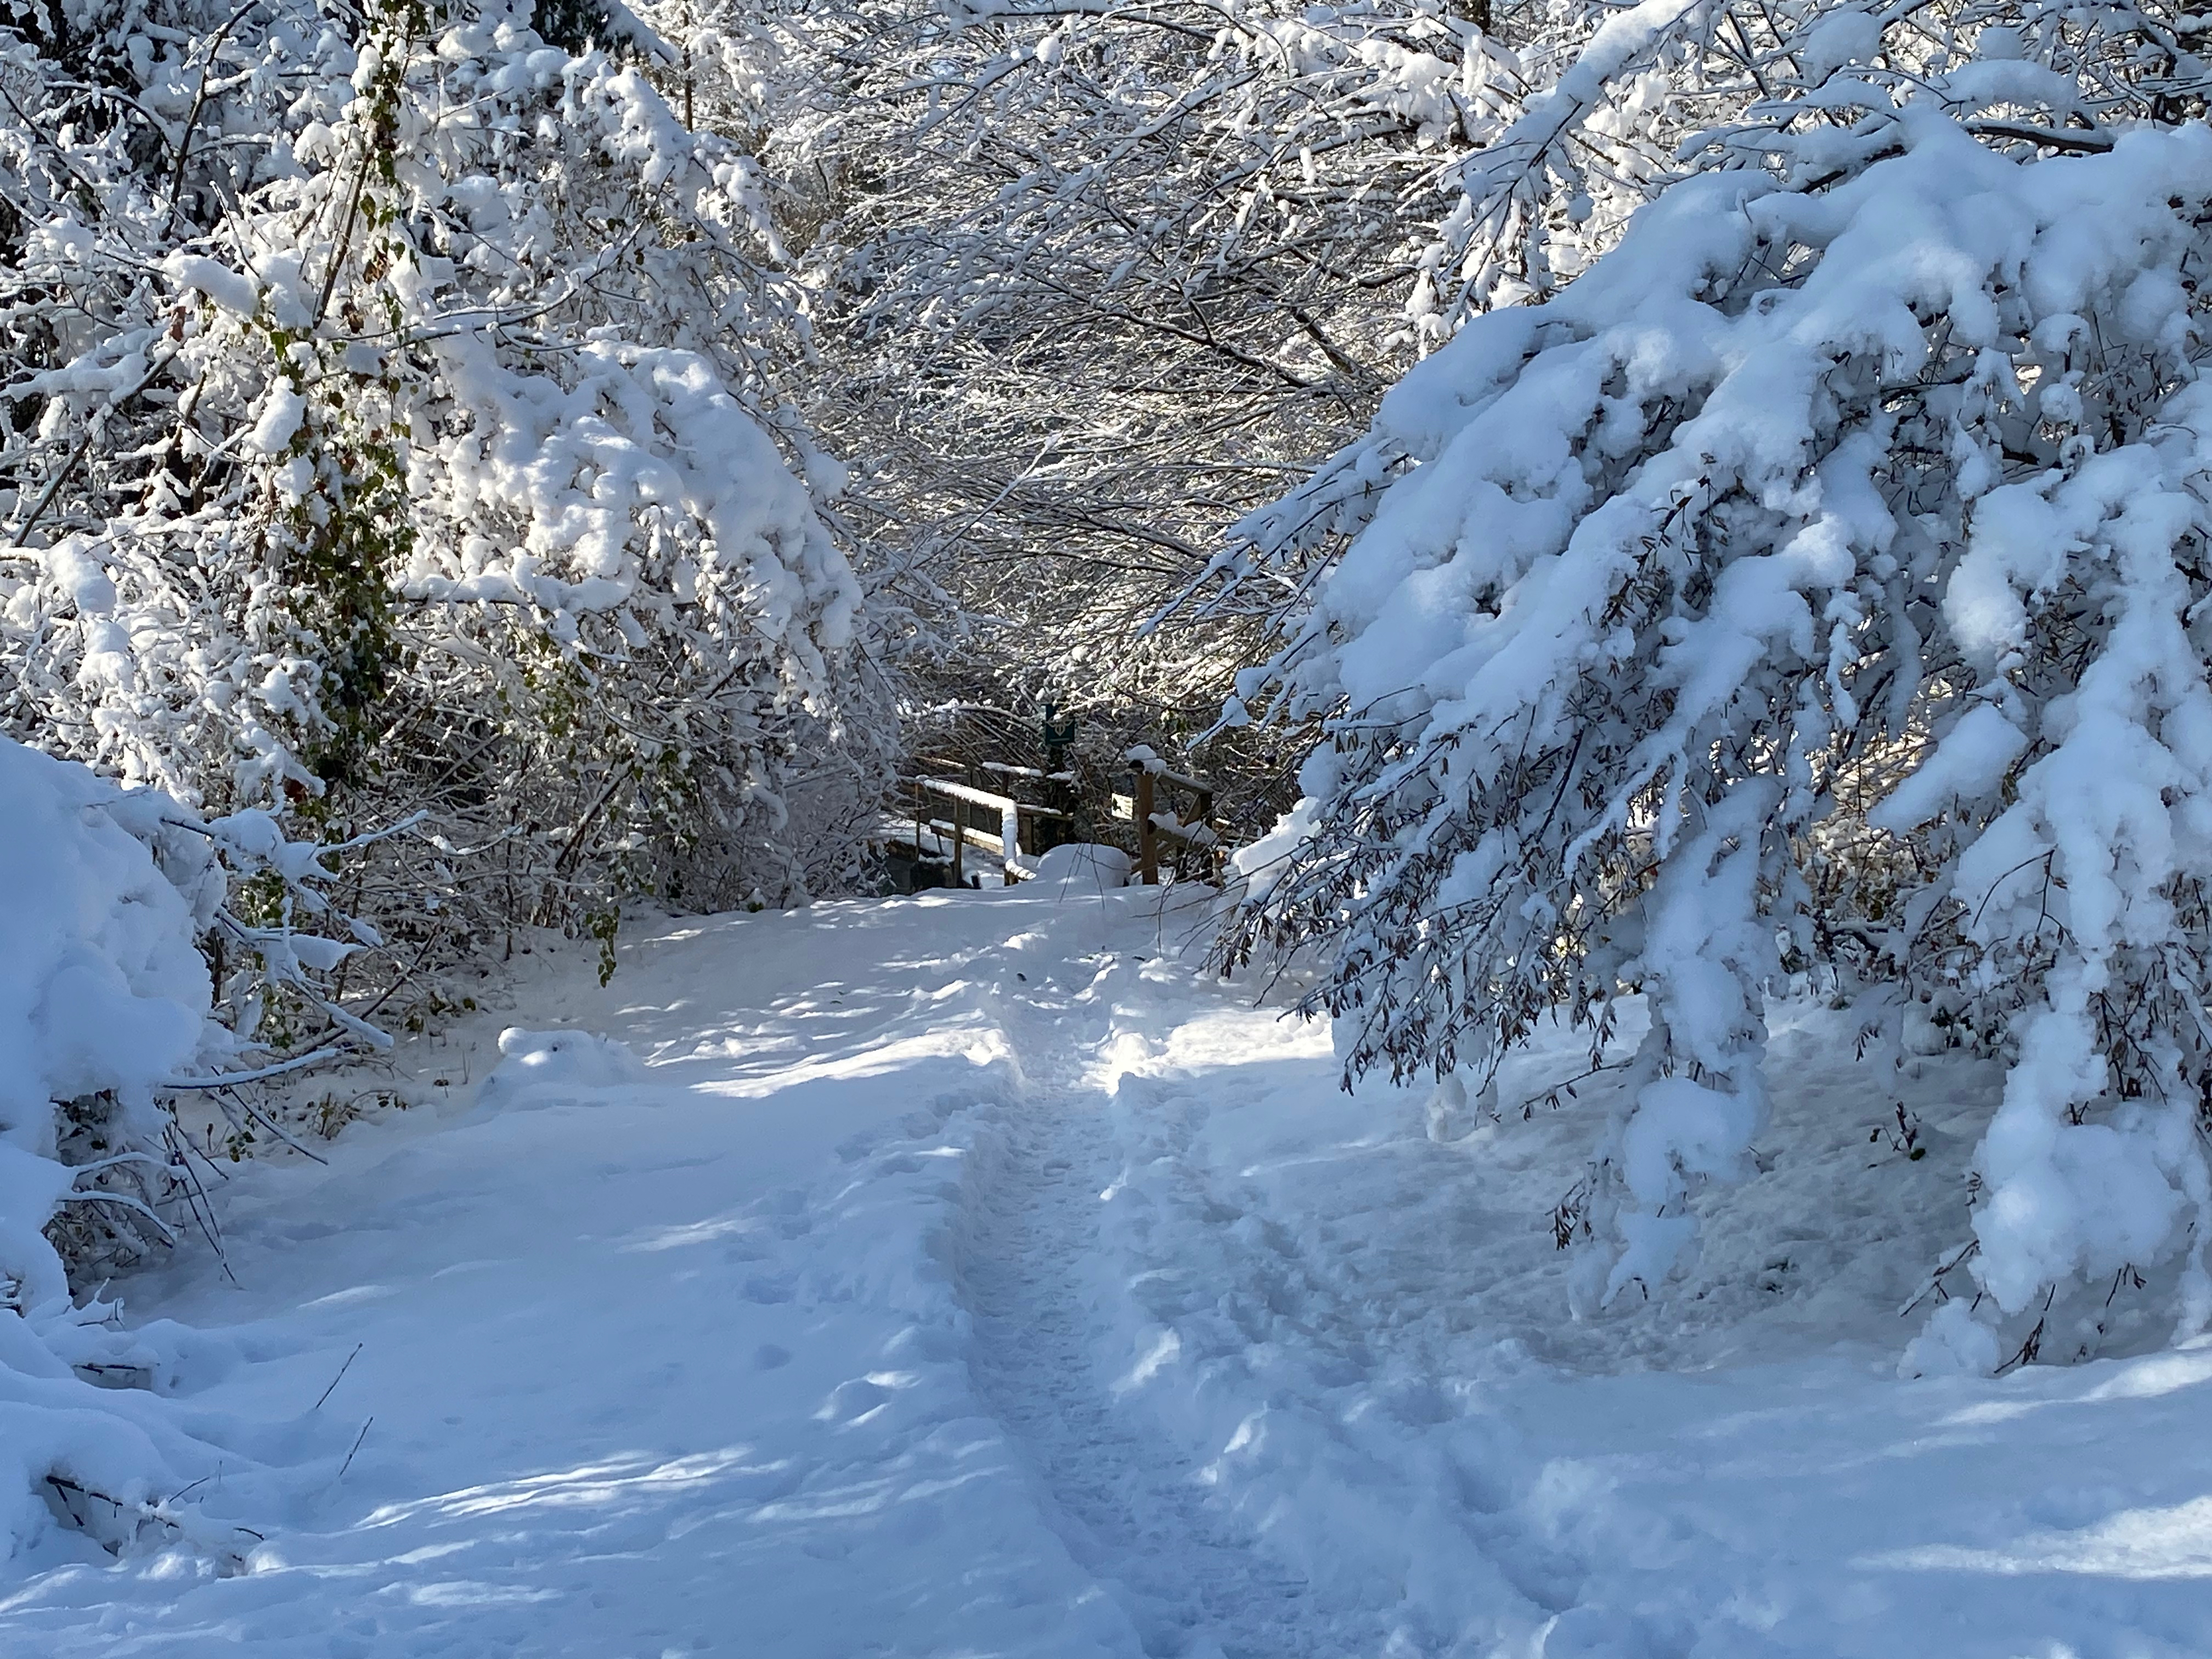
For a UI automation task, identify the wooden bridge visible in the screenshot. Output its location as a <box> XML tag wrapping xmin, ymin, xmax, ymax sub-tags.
<box><xmin>883</xmin><ymin>746</ymin><xmax>1223</xmax><ymax>891</ymax></box>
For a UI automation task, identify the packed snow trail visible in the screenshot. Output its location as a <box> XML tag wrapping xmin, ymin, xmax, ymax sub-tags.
<box><xmin>952</xmin><ymin>940</ymin><xmax>1356</xmax><ymax>1658</ymax></box>
<box><xmin>3</xmin><ymin>879</ymin><xmax>2211</xmax><ymax>1655</ymax></box>
<box><xmin>957</xmin><ymin>1085</ymin><xmax>1330</xmax><ymax>1658</ymax></box>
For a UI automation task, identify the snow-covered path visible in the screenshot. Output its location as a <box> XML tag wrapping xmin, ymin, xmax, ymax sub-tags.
<box><xmin>958</xmin><ymin>1080</ymin><xmax>1334</xmax><ymax>1659</ymax></box>
<box><xmin>5</xmin><ymin>882</ymin><xmax>2212</xmax><ymax>1656</ymax></box>
<box><xmin>950</xmin><ymin>935</ymin><xmax>1369</xmax><ymax>1659</ymax></box>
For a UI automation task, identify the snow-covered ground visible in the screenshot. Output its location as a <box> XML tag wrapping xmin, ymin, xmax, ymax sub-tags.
<box><xmin>7</xmin><ymin>875</ymin><xmax>2211</xmax><ymax>1657</ymax></box>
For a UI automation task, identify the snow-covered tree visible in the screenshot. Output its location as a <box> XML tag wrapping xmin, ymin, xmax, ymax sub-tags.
<box><xmin>1210</xmin><ymin>0</ymin><xmax>2212</xmax><ymax>1363</ymax></box>
<box><xmin>2</xmin><ymin>0</ymin><xmax>896</xmax><ymax>1004</ymax></box>
<box><xmin>704</xmin><ymin>0</ymin><xmax>1647</xmax><ymax>796</ymax></box>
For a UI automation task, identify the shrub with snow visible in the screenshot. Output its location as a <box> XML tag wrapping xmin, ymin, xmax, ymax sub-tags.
<box><xmin>1</xmin><ymin>0</ymin><xmax>896</xmax><ymax>1011</ymax></box>
<box><xmin>0</xmin><ymin>741</ymin><xmax>212</xmax><ymax>1296</ymax></box>
<box><xmin>0</xmin><ymin>738</ymin><xmax>255</xmax><ymax>1561</ymax></box>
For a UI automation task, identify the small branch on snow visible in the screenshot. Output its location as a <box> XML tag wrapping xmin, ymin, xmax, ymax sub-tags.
<box><xmin>312</xmin><ymin>1344</ymin><xmax>364</xmax><ymax>1411</ymax></box>
<box><xmin>336</xmin><ymin>1417</ymin><xmax>374</xmax><ymax>1482</ymax></box>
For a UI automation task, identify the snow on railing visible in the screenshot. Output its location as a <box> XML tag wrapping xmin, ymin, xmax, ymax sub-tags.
<box><xmin>1124</xmin><ymin>749</ymin><xmax>1220</xmax><ymax>885</ymax></box>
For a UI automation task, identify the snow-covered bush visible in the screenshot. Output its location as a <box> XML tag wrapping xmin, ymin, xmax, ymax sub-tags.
<box><xmin>1210</xmin><ymin>0</ymin><xmax>2212</xmax><ymax>1362</ymax></box>
<box><xmin>2</xmin><ymin>725</ymin><xmax>405</xmax><ymax>1265</ymax></box>
<box><xmin>0</xmin><ymin>735</ymin><xmax>330</xmax><ymax>1561</ymax></box>
<box><xmin>1</xmin><ymin>741</ymin><xmax>213</xmax><ymax>1295</ymax></box>
<box><xmin>1</xmin><ymin>0</ymin><xmax>896</xmax><ymax>997</ymax></box>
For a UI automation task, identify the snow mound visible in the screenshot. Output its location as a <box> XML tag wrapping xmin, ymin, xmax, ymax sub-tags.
<box><xmin>1029</xmin><ymin>843</ymin><xmax>1132</xmax><ymax>893</ymax></box>
<box><xmin>476</xmin><ymin>1028</ymin><xmax>653</xmax><ymax>1112</ymax></box>
<box><xmin>1900</xmin><ymin>1299</ymin><xmax>2002</xmax><ymax>1379</ymax></box>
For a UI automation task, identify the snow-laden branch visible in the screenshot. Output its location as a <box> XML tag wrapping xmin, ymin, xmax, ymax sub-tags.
<box><xmin>1213</xmin><ymin>0</ymin><xmax>2212</xmax><ymax>1362</ymax></box>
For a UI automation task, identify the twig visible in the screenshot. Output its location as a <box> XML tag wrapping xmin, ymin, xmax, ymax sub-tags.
<box><xmin>56</xmin><ymin>1190</ymin><xmax>177</xmax><ymax>1245</ymax></box>
<box><xmin>66</xmin><ymin>1152</ymin><xmax>170</xmax><ymax>1177</ymax></box>
<box><xmin>219</xmin><ymin>1087</ymin><xmax>331</xmax><ymax>1165</ymax></box>
<box><xmin>161</xmin><ymin>1124</ymin><xmax>236</xmax><ymax>1284</ymax></box>
<box><xmin>336</xmin><ymin>1417</ymin><xmax>373</xmax><ymax>1481</ymax></box>
<box><xmin>1897</xmin><ymin>1239</ymin><xmax>1978</xmax><ymax>1318</ymax></box>
<box><xmin>5</xmin><ymin>349</ymin><xmax>179</xmax><ymax>545</ymax></box>
<box><xmin>313</xmin><ymin>1344</ymin><xmax>364</xmax><ymax>1410</ymax></box>
<box><xmin>165</xmin><ymin>0</ymin><xmax>269</xmax><ymax>218</ymax></box>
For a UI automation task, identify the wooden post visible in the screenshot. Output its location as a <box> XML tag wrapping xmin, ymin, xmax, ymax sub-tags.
<box><xmin>1136</xmin><ymin>768</ymin><xmax>1158</xmax><ymax>885</ymax></box>
<box><xmin>950</xmin><ymin>795</ymin><xmax>965</xmax><ymax>887</ymax></box>
<box><xmin>964</xmin><ymin>761</ymin><xmax>980</xmax><ymax>881</ymax></box>
<box><xmin>915</xmin><ymin>781</ymin><xmax>927</xmax><ymax>890</ymax></box>
<box><xmin>1042</xmin><ymin>769</ymin><xmax>1073</xmax><ymax>856</ymax></box>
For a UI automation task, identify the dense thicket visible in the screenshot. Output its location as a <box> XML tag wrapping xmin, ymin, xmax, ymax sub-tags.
<box><xmin>1</xmin><ymin>0</ymin><xmax>895</xmax><ymax>1034</ymax></box>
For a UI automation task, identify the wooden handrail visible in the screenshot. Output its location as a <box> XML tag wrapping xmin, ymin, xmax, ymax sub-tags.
<box><xmin>1147</xmin><ymin>812</ymin><xmax>1219</xmax><ymax>848</ymax></box>
<box><xmin>915</xmin><ymin>775</ymin><xmax>1014</xmax><ymax>812</ymax></box>
<box><xmin>979</xmin><ymin>760</ymin><xmax>1079</xmax><ymax>784</ymax></box>
<box><xmin>1147</xmin><ymin>767</ymin><xmax>1212</xmax><ymax>795</ymax></box>
<box><xmin>1125</xmin><ymin>747</ymin><xmax>1213</xmax><ymax>794</ymax></box>
<box><xmin>890</xmin><ymin>743</ymin><xmax>1231</xmax><ymax>894</ymax></box>
<box><xmin>914</xmin><ymin>776</ymin><xmax>1068</xmax><ymax>820</ymax></box>
<box><xmin>907</xmin><ymin>776</ymin><xmax>1052</xmax><ymax>886</ymax></box>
